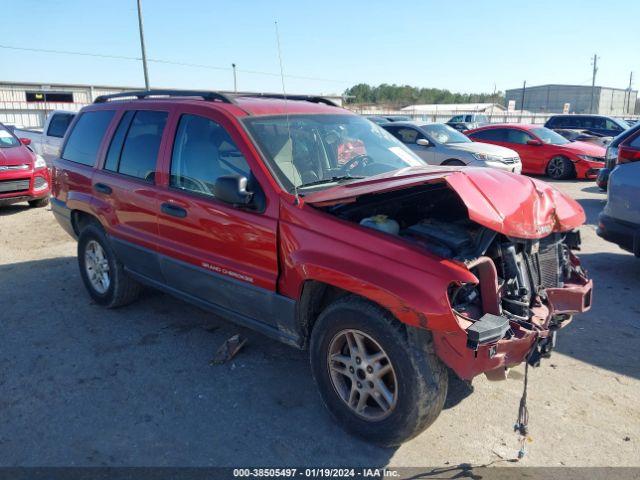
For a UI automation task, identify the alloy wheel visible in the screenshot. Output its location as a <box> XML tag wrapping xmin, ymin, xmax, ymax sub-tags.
<box><xmin>548</xmin><ymin>157</ymin><xmax>566</xmax><ymax>178</ymax></box>
<box><xmin>84</xmin><ymin>240</ymin><xmax>111</xmax><ymax>294</ymax></box>
<box><xmin>327</xmin><ymin>329</ymin><xmax>398</xmax><ymax>421</ymax></box>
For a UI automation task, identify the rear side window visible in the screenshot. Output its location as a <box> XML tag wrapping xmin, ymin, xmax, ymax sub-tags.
<box><xmin>62</xmin><ymin>110</ymin><xmax>115</xmax><ymax>166</ymax></box>
<box><xmin>629</xmin><ymin>134</ymin><xmax>640</xmax><ymax>148</ymax></box>
<box><xmin>469</xmin><ymin>128</ymin><xmax>507</xmax><ymax>142</ymax></box>
<box><xmin>170</xmin><ymin>114</ymin><xmax>250</xmax><ymax>197</ymax></box>
<box><xmin>105</xmin><ymin>110</ymin><xmax>168</xmax><ymax>182</ymax></box>
<box><xmin>47</xmin><ymin>113</ymin><xmax>75</xmax><ymax>138</ymax></box>
<box><xmin>505</xmin><ymin>129</ymin><xmax>533</xmax><ymax>144</ymax></box>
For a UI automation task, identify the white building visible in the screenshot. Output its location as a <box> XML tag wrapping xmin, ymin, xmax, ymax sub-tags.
<box><xmin>400</xmin><ymin>103</ymin><xmax>506</xmax><ymax>115</ymax></box>
<box><xmin>0</xmin><ymin>81</ymin><xmax>136</xmax><ymax>128</ymax></box>
<box><xmin>0</xmin><ymin>81</ymin><xmax>345</xmax><ymax>129</ymax></box>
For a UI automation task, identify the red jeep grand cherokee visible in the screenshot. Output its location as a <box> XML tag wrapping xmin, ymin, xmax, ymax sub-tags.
<box><xmin>51</xmin><ymin>90</ymin><xmax>592</xmax><ymax>445</ymax></box>
<box><xmin>0</xmin><ymin>122</ymin><xmax>50</xmax><ymax>208</ymax></box>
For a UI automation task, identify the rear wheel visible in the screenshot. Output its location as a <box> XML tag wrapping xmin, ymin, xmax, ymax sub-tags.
<box><xmin>77</xmin><ymin>224</ymin><xmax>142</xmax><ymax>308</ymax></box>
<box><xmin>309</xmin><ymin>296</ymin><xmax>448</xmax><ymax>446</ymax></box>
<box><xmin>28</xmin><ymin>197</ymin><xmax>49</xmax><ymax>208</ymax></box>
<box><xmin>546</xmin><ymin>156</ymin><xmax>575</xmax><ymax>180</ymax></box>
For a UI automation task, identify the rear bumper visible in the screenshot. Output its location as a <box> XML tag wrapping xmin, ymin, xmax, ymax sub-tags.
<box><xmin>51</xmin><ymin>197</ymin><xmax>77</xmax><ymax>239</ymax></box>
<box><xmin>597</xmin><ymin>213</ymin><xmax>640</xmax><ymax>256</ymax></box>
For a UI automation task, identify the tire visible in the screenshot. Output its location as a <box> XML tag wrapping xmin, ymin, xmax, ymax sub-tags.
<box><xmin>77</xmin><ymin>224</ymin><xmax>142</xmax><ymax>308</ymax></box>
<box><xmin>442</xmin><ymin>159</ymin><xmax>466</xmax><ymax>167</ymax></box>
<box><xmin>28</xmin><ymin>197</ymin><xmax>49</xmax><ymax>208</ymax></box>
<box><xmin>546</xmin><ymin>156</ymin><xmax>575</xmax><ymax>180</ymax></box>
<box><xmin>309</xmin><ymin>295</ymin><xmax>448</xmax><ymax>446</ymax></box>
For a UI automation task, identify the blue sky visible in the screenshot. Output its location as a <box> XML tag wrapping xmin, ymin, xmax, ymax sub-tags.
<box><xmin>1</xmin><ymin>0</ymin><xmax>637</xmax><ymax>95</ymax></box>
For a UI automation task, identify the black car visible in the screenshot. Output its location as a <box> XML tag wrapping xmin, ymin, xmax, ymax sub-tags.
<box><xmin>545</xmin><ymin>114</ymin><xmax>628</xmax><ymax>138</ymax></box>
<box><xmin>596</xmin><ymin>122</ymin><xmax>640</xmax><ymax>190</ymax></box>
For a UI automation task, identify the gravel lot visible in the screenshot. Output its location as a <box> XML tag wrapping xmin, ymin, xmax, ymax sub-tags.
<box><xmin>0</xmin><ymin>178</ymin><xmax>638</xmax><ymax>467</ymax></box>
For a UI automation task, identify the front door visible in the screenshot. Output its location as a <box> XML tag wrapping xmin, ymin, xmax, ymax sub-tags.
<box><xmin>154</xmin><ymin>109</ymin><xmax>287</xmax><ymax>330</ymax></box>
<box><xmin>386</xmin><ymin>126</ymin><xmax>437</xmax><ymax>164</ymax></box>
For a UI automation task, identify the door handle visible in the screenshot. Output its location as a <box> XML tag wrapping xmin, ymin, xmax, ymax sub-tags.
<box><xmin>94</xmin><ymin>183</ymin><xmax>112</xmax><ymax>195</ymax></box>
<box><xmin>161</xmin><ymin>202</ymin><xmax>187</xmax><ymax>218</ymax></box>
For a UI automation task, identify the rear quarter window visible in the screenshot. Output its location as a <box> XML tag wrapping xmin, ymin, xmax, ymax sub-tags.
<box><xmin>47</xmin><ymin>113</ymin><xmax>75</xmax><ymax>138</ymax></box>
<box><xmin>62</xmin><ymin>110</ymin><xmax>115</xmax><ymax>166</ymax></box>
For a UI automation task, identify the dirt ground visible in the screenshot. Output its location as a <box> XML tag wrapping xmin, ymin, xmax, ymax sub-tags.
<box><xmin>0</xmin><ymin>178</ymin><xmax>638</xmax><ymax>467</ymax></box>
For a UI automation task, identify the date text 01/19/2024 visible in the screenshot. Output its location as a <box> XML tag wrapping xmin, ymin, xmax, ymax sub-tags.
<box><xmin>232</xmin><ymin>468</ymin><xmax>400</xmax><ymax>478</ymax></box>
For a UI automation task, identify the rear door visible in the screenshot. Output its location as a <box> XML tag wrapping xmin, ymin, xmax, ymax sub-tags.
<box><xmin>154</xmin><ymin>107</ymin><xmax>288</xmax><ymax>330</ymax></box>
<box><xmin>91</xmin><ymin>107</ymin><xmax>170</xmax><ymax>281</ymax></box>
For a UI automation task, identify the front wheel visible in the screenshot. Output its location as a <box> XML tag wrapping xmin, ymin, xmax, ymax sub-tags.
<box><xmin>546</xmin><ymin>156</ymin><xmax>575</xmax><ymax>180</ymax></box>
<box><xmin>28</xmin><ymin>197</ymin><xmax>49</xmax><ymax>208</ymax></box>
<box><xmin>309</xmin><ymin>296</ymin><xmax>448</xmax><ymax>446</ymax></box>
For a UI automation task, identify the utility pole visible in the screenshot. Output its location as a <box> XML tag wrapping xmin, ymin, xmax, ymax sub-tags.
<box><xmin>589</xmin><ymin>54</ymin><xmax>598</xmax><ymax>114</ymax></box>
<box><xmin>232</xmin><ymin>63</ymin><xmax>237</xmax><ymax>93</ymax></box>
<box><xmin>519</xmin><ymin>80</ymin><xmax>526</xmax><ymax>121</ymax></box>
<box><xmin>627</xmin><ymin>71</ymin><xmax>633</xmax><ymax>115</ymax></box>
<box><xmin>136</xmin><ymin>0</ymin><xmax>150</xmax><ymax>90</ymax></box>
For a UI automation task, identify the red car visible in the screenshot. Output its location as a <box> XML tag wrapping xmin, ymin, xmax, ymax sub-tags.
<box><xmin>0</xmin><ymin>122</ymin><xmax>50</xmax><ymax>208</ymax></box>
<box><xmin>51</xmin><ymin>90</ymin><xmax>592</xmax><ymax>445</ymax></box>
<box><xmin>466</xmin><ymin>123</ymin><xmax>605</xmax><ymax>180</ymax></box>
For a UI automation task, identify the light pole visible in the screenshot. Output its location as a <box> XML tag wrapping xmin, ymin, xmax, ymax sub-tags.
<box><xmin>136</xmin><ymin>0</ymin><xmax>150</xmax><ymax>90</ymax></box>
<box><xmin>232</xmin><ymin>63</ymin><xmax>237</xmax><ymax>93</ymax></box>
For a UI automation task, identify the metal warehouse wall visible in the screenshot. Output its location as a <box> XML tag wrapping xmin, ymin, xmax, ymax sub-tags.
<box><xmin>0</xmin><ymin>83</ymin><xmax>132</xmax><ymax>129</ymax></box>
<box><xmin>598</xmin><ymin>87</ymin><xmax>638</xmax><ymax>116</ymax></box>
<box><xmin>505</xmin><ymin>85</ymin><xmax>638</xmax><ymax>115</ymax></box>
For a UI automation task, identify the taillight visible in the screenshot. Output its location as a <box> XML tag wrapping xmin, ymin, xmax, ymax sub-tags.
<box><xmin>617</xmin><ymin>145</ymin><xmax>640</xmax><ymax>164</ymax></box>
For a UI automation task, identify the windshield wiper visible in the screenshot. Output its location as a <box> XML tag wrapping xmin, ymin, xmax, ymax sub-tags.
<box><xmin>297</xmin><ymin>175</ymin><xmax>365</xmax><ymax>189</ymax></box>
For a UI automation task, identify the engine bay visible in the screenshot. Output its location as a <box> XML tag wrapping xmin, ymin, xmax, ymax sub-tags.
<box><xmin>322</xmin><ymin>183</ymin><xmax>584</xmax><ymax>326</ymax></box>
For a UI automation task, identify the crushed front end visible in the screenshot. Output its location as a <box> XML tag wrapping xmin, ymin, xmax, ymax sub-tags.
<box><xmin>436</xmin><ymin>229</ymin><xmax>592</xmax><ymax>381</ymax></box>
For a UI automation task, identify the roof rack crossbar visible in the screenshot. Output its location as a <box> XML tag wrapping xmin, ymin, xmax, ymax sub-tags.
<box><xmin>94</xmin><ymin>89</ymin><xmax>235</xmax><ymax>104</ymax></box>
<box><xmin>241</xmin><ymin>93</ymin><xmax>338</xmax><ymax>107</ymax></box>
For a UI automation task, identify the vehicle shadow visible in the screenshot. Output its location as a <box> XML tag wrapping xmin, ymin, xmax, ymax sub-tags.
<box><xmin>0</xmin><ymin>203</ymin><xmax>30</xmax><ymax>216</ymax></box>
<box><xmin>0</xmin><ymin>257</ymin><xmax>399</xmax><ymax>466</ymax></box>
<box><xmin>555</xmin><ymin>251</ymin><xmax>640</xmax><ymax>380</ymax></box>
<box><xmin>574</xmin><ymin>197</ymin><xmax>607</xmax><ymax>226</ymax></box>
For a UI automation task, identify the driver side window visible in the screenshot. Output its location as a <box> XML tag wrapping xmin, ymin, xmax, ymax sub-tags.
<box><xmin>506</xmin><ymin>129</ymin><xmax>533</xmax><ymax>144</ymax></box>
<box><xmin>392</xmin><ymin>127</ymin><xmax>422</xmax><ymax>144</ymax></box>
<box><xmin>170</xmin><ymin>114</ymin><xmax>250</xmax><ymax>197</ymax></box>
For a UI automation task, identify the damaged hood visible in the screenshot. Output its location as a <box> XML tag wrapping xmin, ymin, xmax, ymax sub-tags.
<box><xmin>303</xmin><ymin>166</ymin><xmax>585</xmax><ymax>239</ymax></box>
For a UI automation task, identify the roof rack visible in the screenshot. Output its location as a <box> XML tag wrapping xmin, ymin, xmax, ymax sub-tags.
<box><xmin>94</xmin><ymin>89</ymin><xmax>235</xmax><ymax>104</ymax></box>
<box><xmin>237</xmin><ymin>93</ymin><xmax>339</xmax><ymax>107</ymax></box>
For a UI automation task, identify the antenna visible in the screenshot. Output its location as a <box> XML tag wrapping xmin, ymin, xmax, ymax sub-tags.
<box><xmin>275</xmin><ymin>20</ymin><xmax>301</xmax><ymax>205</ymax></box>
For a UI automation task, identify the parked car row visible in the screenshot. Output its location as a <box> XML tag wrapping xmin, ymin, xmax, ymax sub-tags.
<box><xmin>382</xmin><ymin>122</ymin><xmax>522</xmax><ymax>173</ymax></box>
<box><xmin>47</xmin><ymin>90</ymin><xmax>593</xmax><ymax>446</ymax></box>
<box><xmin>598</xmin><ymin>122</ymin><xmax>640</xmax><ymax>256</ymax></box>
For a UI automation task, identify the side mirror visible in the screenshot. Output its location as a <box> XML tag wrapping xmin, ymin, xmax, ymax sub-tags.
<box><xmin>213</xmin><ymin>175</ymin><xmax>254</xmax><ymax>206</ymax></box>
<box><xmin>19</xmin><ymin>138</ymin><xmax>31</xmax><ymax>146</ymax></box>
<box><xmin>527</xmin><ymin>139</ymin><xmax>542</xmax><ymax>146</ymax></box>
<box><xmin>416</xmin><ymin>138</ymin><xmax>431</xmax><ymax>147</ymax></box>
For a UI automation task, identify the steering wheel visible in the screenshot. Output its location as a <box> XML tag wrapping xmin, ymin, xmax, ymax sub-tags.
<box><xmin>341</xmin><ymin>154</ymin><xmax>374</xmax><ymax>175</ymax></box>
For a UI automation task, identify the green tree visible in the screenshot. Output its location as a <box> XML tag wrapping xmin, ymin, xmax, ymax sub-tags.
<box><xmin>344</xmin><ymin>83</ymin><xmax>504</xmax><ymax>107</ymax></box>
